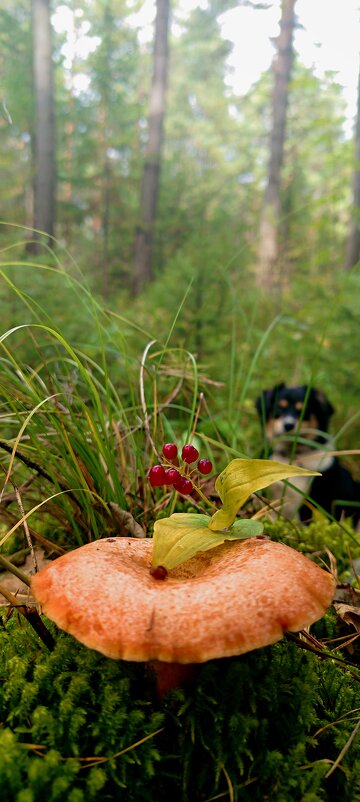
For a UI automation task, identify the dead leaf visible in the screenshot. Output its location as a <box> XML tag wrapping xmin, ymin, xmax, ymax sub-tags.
<box><xmin>334</xmin><ymin>603</ymin><xmax>360</xmax><ymax>633</ymax></box>
<box><xmin>108</xmin><ymin>503</ymin><xmax>145</xmax><ymax>538</ymax></box>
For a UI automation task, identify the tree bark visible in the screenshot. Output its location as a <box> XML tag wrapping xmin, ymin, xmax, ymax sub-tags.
<box><xmin>31</xmin><ymin>0</ymin><xmax>56</xmax><ymax>246</ymax></box>
<box><xmin>133</xmin><ymin>0</ymin><xmax>170</xmax><ymax>295</ymax></box>
<box><xmin>344</xmin><ymin>58</ymin><xmax>360</xmax><ymax>270</ymax></box>
<box><xmin>256</xmin><ymin>0</ymin><xmax>296</xmax><ymax>290</ymax></box>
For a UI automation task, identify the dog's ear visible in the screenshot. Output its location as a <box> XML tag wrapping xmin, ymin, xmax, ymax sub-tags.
<box><xmin>314</xmin><ymin>390</ymin><xmax>335</xmax><ymax>418</ymax></box>
<box><xmin>255</xmin><ymin>383</ymin><xmax>285</xmax><ymax>420</ymax></box>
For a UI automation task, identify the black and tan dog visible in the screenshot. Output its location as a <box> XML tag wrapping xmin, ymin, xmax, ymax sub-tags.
<box><xmin>256</xmin><ymin>383</ymin><xmax>360</xmax><ymax>524</ymax></box>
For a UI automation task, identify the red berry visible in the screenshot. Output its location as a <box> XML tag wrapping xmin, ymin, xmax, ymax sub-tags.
<box><xmin>148</xmin><ymin>465</ymin><xmax>166</xmax><ymax>487</ymax></box>
<box><xmin>162</xmin><ymin>442</ymin><xmax>178</xmax><ymax>460</ymax></box>
<box><xmin>197</xmin><ymin>458</ymin><xmax>213</xmax><ymax>475</ymax></box>
<box><xmin>164</xmin><ymin>468</ymin><xmax>181</xmax><ymax>485</ymax></box>
<box><xmin>173</xmin><ymin>477</ymin><xmax>193</xmax><ymax>495</ymax></box>
<box><xmin>149</xmin><ymin>565</ymin><xmax>168</xmax><ymax>580</ymax></box>
<box><xmin>181</xmin><ymin>444</ymin><xmax>199</xmax><ymax>464</ymax></box>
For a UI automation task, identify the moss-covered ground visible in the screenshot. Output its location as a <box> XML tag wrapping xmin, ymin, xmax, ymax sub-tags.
<box><xmin>1</xmin><ymin>521</ymin><xmax>360</xmax><ymax>802</ymax></box>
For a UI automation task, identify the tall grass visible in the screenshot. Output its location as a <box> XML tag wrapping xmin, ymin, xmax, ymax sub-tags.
<box><xmin>0</xmin><ymin>252</ymin><xmax>227</xmax><ymax>558</ymax></box>
<box><xmin>0</xmin><ymin>231</ymin><xmax>359</xmax><ymax>566</ymax></box>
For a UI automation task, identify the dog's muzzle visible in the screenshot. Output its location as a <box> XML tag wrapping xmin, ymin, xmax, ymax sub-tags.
<box><xmin>281</xmin><ymin>416</ymin><xmax>297</xmax><ymax>433</ymax></box>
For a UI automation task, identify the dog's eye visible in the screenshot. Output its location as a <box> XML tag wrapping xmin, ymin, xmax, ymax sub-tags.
<box><xmin>278</xmin><ymin>399</ymin><xmax>289</xmax><ymax>409</ymax></box>
<box><xmin>295</xmin><ymin>402</ymin><xmax>304</xmax><ymax>411</ymax></box>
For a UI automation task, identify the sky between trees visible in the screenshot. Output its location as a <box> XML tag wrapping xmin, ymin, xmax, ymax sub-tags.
<box><xmin>114</xmin><ymin>0</ymin><xmax>360</xmax><ymax>131</ymax></box>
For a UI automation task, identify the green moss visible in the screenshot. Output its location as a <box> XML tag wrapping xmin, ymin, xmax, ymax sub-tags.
<box><xmin>0</xmin><ymin>605</ymin><xmax>360</xmax><ymax>802</ymax></box>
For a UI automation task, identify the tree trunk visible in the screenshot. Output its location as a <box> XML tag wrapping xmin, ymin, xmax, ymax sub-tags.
<box><xmin>344</xmin><ymin>58</ymin><xmax>360</xmax><ymax>271</ymax></box>
<box><xmin>31</xmin><ymin>0</ymin><xmax>56</xmax><ymax>247</ymax></box>
<box><xmin>133</xmin><ymin>0</ymin><xmax>170</xmax><ymax>295</ymax></box>
<box><xmin>256</xmin><ymin>0</ymin><xmax>296</xmax><ymax>290</ymax></box>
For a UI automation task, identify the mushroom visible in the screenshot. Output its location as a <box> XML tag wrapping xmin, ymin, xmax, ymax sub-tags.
<box><xmin>31</xmin><ymin>536</ymin><xmax>335</xmax><ymax>697</ymax></box>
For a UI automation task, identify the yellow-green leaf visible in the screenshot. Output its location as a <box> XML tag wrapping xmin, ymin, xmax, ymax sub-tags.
<box><xmin>208</xmin><ymin>458</ymin><xmax>320</xmax><ymax>531</ymax></box>
<box><xmin>152</xmin><ymin>512</ymin><xmax>263</xmax><ymax>570</ymax></box>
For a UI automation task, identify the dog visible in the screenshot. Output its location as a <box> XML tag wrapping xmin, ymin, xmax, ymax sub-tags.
<box><xmin>256</xmin><ymin>383</ymin><xmax>360</xmax><ymax>525</ymax></box>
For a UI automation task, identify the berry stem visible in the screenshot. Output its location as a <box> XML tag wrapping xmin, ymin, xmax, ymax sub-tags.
<box><xmin>186</xmin><ymin>477</ymin><xmax>218</xmax><ymax>511</ymax></box>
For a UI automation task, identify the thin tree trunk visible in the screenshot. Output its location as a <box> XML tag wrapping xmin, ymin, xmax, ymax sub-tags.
<box><xmin>133</xmin><ymin>0</ymin><xmax>170</xmax><ymax>295</ymax></box>
<box><xmin>256</xmin><ymin>0</ymin><xmax>296</xmax><ymax>290</ymax></box>
<box><xmin>344</xmin><ymin>58</ymin><xmax>360</xmax><ymax>270</ymax></box>
<box><xmin>31</xmin><ymin>0</ymin><xmax>56</xmax><ymax>246</ymax></box>
<box><xmin>101</xmin><ymin>154</ymin><xmax>111</xmax><ymax>299</ymax></box>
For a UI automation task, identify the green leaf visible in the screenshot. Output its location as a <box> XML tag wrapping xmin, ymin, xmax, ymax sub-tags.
<box><xmin>229</xmin><ymin>518</ymin><xmax>264</xmax><ymax>538</ymax></box>
<box><xmin>208</xmin><ymin>458</ymin><xmax>320</xmax><ymax>531</ymax></box>
<box><xmin>152</xmin><ymin>513</ymin><xmax>263</xmax><ymax>570</ymax></box>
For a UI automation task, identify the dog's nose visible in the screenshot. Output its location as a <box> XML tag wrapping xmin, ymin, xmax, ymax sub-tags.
<box><xmin>284</xmin><ymin>420</ymin><xmax>296</xmax><ymax>432</ymax></box>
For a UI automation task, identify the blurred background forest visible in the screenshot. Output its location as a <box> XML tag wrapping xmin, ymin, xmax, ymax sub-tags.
<box><xmin>0</xmin><ymin>0</ymin><xmax>360</xmax><ymax>481</ymax></box>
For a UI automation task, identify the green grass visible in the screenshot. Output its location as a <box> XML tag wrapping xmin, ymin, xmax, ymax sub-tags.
<box><xmin>0</xmin><ymin>238</ymin><xmax>360</xmax><ymax>551</ymax></box>
<box><xmin>0</xmin><ymin>251</ymin><xmax>226</xmax><ymax>551</ymax></box>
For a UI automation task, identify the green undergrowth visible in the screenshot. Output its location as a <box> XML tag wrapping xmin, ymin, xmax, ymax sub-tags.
<box><xmin>1</xmin><ymin>257</ymin><xmax>360</xmax><ymax>553</ymax></box>
<box><xmin>1</xmin><ymin>520</ymin><xmax>360</xmax><ymax>802</ymax></box>
<box><xmin>0</xmin><ymin>315</ymin><xmax>215</xmax><ymax>550</ymax></box>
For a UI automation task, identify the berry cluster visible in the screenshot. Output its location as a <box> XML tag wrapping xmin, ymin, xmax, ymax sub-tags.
<box><xmin>148</xmin><ymin>443</ymin><xmax>213</xmax><ymax>495</ymax></box>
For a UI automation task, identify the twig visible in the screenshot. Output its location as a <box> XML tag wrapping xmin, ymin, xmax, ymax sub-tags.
<box><xmin>204</xmin><ymin>777</ymin><xmax>258</xmax><ymax>801</ymax></box>
<box><xmin>1</xmin><ymin>508</ymin><xmax>65</xmax><ymax>555</ymax></box>
<box><xmin>0</xmin><ymin>553</ymin><xmax>31</xmax><ymax>586</ymax></box>
<box><xmin>75</xmin><ymin>727</ymin><xmax>165</xmax><ymax>769</ymax></box>
<box><xmin>0</xmin><ymin>476</ymin><xmax>36</xmax><ymax>506</ymax></box>
<box><xmin>0</xmin><ymin>439</ymin><xmax>82</xmax><ymax>509</ymax></box>
<box><xmin>325</xmin><ymin>718</ymin><xmax>360</xmax><ymax>778</ymax></box>
<box><xmin>221</xmin><ymin>765</ymin><xmax>234</xmax><ymax>802</ymax></box>
<box><xmin>0</xmin><ymin>583</ymin><xmax>55</xmax><ymax>651</ymax></box>
<box><xmin>314</xmin><ymin>708</ymin><xmax>360</xmax><ymax>738</ymax></box>
<box><xmin>286</xmin><ymin>632</ymin><xmax>360</xmax><ymax>680</ymax></box>
<box><xmin>14</xmin><ymin>483</ymin><xmax>38</xmax><ymax>573</ymax></box>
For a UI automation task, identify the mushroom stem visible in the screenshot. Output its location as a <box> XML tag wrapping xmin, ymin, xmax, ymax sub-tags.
<box><xmin>150</xmin><ymin>661</ymin><xmax>199</xmax><ymax>698</ymax></box>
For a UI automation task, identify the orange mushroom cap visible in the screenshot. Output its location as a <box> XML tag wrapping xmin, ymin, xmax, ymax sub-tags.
<box><xmin>31</xmin><ymin>537</ymin><xmax>335</xmax><ymax>664</ymax></box>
